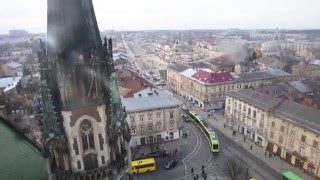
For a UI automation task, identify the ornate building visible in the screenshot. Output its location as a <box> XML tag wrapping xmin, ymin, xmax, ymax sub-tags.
<box><xmin>38</xmin><ymin>0</ymin><xmax>131</xmax><ymax>179</ymax></box>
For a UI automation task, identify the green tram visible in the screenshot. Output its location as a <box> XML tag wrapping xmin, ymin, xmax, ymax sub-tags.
<box><xmin>188</xmin><ymin>110</ymin><xmax>219</xmax><ymax>153</ymax></box>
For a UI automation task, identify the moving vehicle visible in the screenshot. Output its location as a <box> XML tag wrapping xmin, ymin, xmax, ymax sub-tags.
<box><xmin>182</xmin><ymin>105</ymin><xmax>188</xmax><ymax>111</ymax></box>
<box><xmin>147</xmin><ymin>151</ymin><xmax>161</xmax><ymax>159</ymax></box>
<box><xmin>164</xmin><ymin>159</ymin><xmax>178</xmax><ymax>169</ymax></box>
<box><xmin>131</xmin><ymin>158</ymin><xmax>157</xmax><ymax>174</ymax></box>
<box><xmin>188</xmin><ymin>111</ymin><xmax>219</xmax><ymax>153</ymax></box>
<box><xmin>282</xmin><ymin>171</ymin><xmax>302</xmax><ymax>180</ymax></box>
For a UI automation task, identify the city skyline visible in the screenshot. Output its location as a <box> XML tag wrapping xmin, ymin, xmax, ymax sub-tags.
<box><xmin>1</xmin><ymin>0</ymin><xmax>320</xmax><ymax>34</ymax></box>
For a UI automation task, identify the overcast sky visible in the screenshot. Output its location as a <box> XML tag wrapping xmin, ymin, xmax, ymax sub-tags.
<box><xmin>1</xmin><ymin>0</ymin><xmax>320</xmax><ymax>34</ymax></box>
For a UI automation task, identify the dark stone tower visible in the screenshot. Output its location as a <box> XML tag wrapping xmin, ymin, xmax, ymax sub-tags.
<box><xmin>39</xmin><ymin>0</ymin><xmax>131</xmax><ymax>179</ymax></box>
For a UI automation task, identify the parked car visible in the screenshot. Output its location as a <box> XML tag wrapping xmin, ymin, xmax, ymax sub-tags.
<box><xmin>164</xmin><ymin>159</ymin><xmax>178</xmax><ymax>169</ymax></box>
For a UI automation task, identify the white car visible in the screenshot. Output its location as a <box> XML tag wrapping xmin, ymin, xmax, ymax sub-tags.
<box><xmin>182</xmin><ymin>105</ymin><xmax>187</xmax><ymax>110</ymax></box>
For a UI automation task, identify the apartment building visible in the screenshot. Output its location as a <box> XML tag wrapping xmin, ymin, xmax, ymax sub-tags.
<box><xmin>168</xmin><ymin>64</ymin><xmax>290</xmax><ymax>111</ymax></box>
<box><xmin>225</xmin><ymin>89</ymin><xmax>320</xmax><ymax>178</ymax></box>
<box><xmin>122</xmin><ymin>88</ymin><xmax>183</xmax><ymax>147</ymax></box>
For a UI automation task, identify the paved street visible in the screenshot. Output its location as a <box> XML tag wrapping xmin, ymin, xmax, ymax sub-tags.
<box><xmin>122</xmin><ymin>38</ymin><xmax>312</xmax><ymax>180</ymax></box>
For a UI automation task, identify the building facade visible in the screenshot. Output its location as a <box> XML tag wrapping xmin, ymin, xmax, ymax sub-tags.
<box><xmin>225</xmin><ymin>89</ymin><xmax>320</xmax><ymax>179</ymax></box>
<box><xmin>122</xmin><ymin>88</ymin><xmax>183</xmax><ymax>147</ymax></box>
<box><xmin>167</xmin><ymin>64</ymin><xmax>290</xmax><ymax>111</ymax></box>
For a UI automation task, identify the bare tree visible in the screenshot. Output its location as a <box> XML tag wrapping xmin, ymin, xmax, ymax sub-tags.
<box><xmin>225</xmin><ymin>156</ymin><xmax>244</xmax><ymax>180</ymax></box>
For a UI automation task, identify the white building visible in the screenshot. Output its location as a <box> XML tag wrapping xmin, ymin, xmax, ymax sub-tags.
<box><xmin>122</xmin><ymin>88</ymin><xmax>183</xmax><ymax>147</ymax></box>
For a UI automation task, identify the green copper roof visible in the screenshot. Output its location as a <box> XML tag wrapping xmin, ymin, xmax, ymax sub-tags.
<box><xmin>0</xmin><ymin>118</ymin><xmax>46</xmax><ymax>180</ymax></box>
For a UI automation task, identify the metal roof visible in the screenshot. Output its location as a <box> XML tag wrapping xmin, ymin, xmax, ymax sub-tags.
<box><xmin>288</xmin><ymin>81</ymin><xmax>312</xmax><ymax>93</ymax></box>
<box><xmin>6</xmin><ymin>62</ymin><xmax>22</xmax><ymax>69</ymax></box>
<box><xmin>180</xmin><ymin>68</ymin><xmax>198</xmax><ymax>78</ymax></box>
<box><xmin>122</xmin><ymin>88</ymin><xmax>183</xmax><ymax>113</ymax></box>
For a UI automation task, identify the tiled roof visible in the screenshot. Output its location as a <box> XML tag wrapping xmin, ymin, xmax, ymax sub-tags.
<box><xmin>192</xmin><ymin>70</ymin><xmax>234</xmax><ymax>84</ymax></box>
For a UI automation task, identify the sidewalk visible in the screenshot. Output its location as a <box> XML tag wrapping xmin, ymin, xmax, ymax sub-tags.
<box><xmin>189</xmin><ymin>103</ymin><xmax>312</xmax><ymax>180</ymax></box>
<box><xmin>131</xmin><ymin>133</ymin><xmax>189</xmax><ymax>160</ymax></box>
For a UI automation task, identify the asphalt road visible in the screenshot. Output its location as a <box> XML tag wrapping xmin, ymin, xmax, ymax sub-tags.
<box><xmin>133</xmin><ymin>122</ymin><xmax>230</xmax><ymax>180</ymax></box>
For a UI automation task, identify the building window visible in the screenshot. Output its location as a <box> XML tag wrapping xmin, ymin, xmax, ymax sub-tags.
<box><xmin>156</xmin><ymin>123</ymin><xmax>161</xmax><ymax>131</ymax></box>
<box><xmin>290</xmin><ymin>130</ymin><xmax>295</xmax><ymax>137</ymax></box>
<box><xmin>98</xmin><ymin>134</ymin><xmax>104</xmax><ymax>151</ymax></box>
<box><xmin>169</xmin><ymin>122</ymin><xmax>174</xmax><ymax>129</ymax></box>
<box><xmin>239</xmin><ymin>104</ymin><xmax>242</xmax><ymax>110</ymax></box>
<box><xmin>77</xmin><ymin>161</ymin><xmax>81</xmax><ymax>170</ymax></box>
<box><xmin>243</xmin><ymin>106</ymin><xmax>246</xmax><ymax>113</ymax></box>
<box><xmin>253</xmin><ymin>110</ymin><xmax>256</xmax><ymax>119</ymax></box>
<box><xmin>139</xmin><ymin>115</ymin><xmax>144</xmax><ymax>122</ymax></box>
<box><xmin>248</xmin><ymin>108</ymin><xmax>251</xmax><ymax>116</ymax></box>
<box><xmin>156</xmin><ymin>113</ymin><xmax>161</xmax><ymax>120</ymax></box>
<box><xmin>73</xmin><ymin>138</ymin><xmax>79</xmax><ymax>155</ymax></box>
<box><xmin>148</xmin><ymin>114</ymin><xmax>153</xmax><ymax>121</ymax></box>
<box><xmin>234</xmin><ymin>102</ymin><xmax>237</xmax><ymax>108</ymax></box>
<box><xmin>271</xmin><ymin>121</ymin><xmax>275</xmax><ymax>128</ymax></box>
<box><xmin>80</xmin><ymin>120</ymin><xmax>95</xmax><ymax>151</ymax></box>
<box><xmin>311</xmin><ymin>150</ymin><xmax>318</xmax><ymax>162</ymax></box>
<box><xmin>149</xmin><ymin>126</ymin><xmax>153</xmax><ymax>132</ymax></box>
<box><xmin>130</xmin><ymin>116</ymin><xmax>135</xmax><ymax>124</ymax></box>
<box><xmin>299</xmin><ymin>145</ymin><xmax>305</xmax><ymax>156</ymax></box>
<box><xmin>270</xmin><ymin>131</ymin><xmax>274</xmax><ymax>139</ymax></box>
<box><xmin>301</xmin><ymin>135</ymin><xmax>306</xmax><ymax>142</ymax></box>
<box><xmin>279</xmin><ymin>135</ymin><xmax>284</xmax><ymax>144</ymax></box>
<box><xmin>280</xmin><ymin>126</ymin><xmax>285</xmax><ymax>132</ymax></box>
<box><xmin>131</xmin><ymin>127</ymin><xmax>136</xmax><ymax>135</ymax></box>
<box><xmin>101</xmin><ymin>156</ymin><xmax>105</xmax><ymax>164</ymax></box>
<box><xmin>169</xmin><ymin>112</ymin><xmax>174</xmax><ymax>119</ymax></box>
<box><xmin>140</xmin><ymin>127</ymin><xmax>144</xmax><ymax>134</ymax></box>
<box><xmin>313</xmin><ymin>140</ymin><xmax>319</xmax><ymax>149</ymax></box>
<box><xmin>289</xmin><ymin>139</ymin><xmax>294</xmax><ymax>149</ymax></box>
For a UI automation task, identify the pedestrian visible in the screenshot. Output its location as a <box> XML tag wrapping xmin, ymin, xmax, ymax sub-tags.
<box><xmin>265</xmin><ymin>151</ymin><xmax>267</xmax><ymax>157</ymax></box>
<box><xmin>250</xmin><ymin>145</ymin><xmax>252</xmax><ymax>150</ymax></box>
<box><xmin>244</xmin><ymin>136</ymin><xmax>246</xmax><ymax>142</ymax></box>
<box><xmin>196</xmin><ymin>174</ymin><xmax>199</xmax><ymax>179</ymax></box>
<box><xmin>190</xmin><ymin>105</ymin><xmax>192</xmax><ymax>109</ymax></box>
<box><xmin>156</xmin><ymin>145</ymin><xmax>159</xmax><ymax>151</ymax></box>
<box><xmin>169</xmin><ymin>152</ymin><xmax>172</xmax><ymax>157</ymax></box>
<box><xmin>191</xmin><ymin>168</ymin><xmax>194</xmax><ymax>175</ymax></box>
<box><xmin>202</xmin><ymin>165</ymin><xmax>205</xmax><ymax>171</ymax></box>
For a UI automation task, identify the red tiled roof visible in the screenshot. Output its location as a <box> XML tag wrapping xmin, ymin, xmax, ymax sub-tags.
<box><xmin>191</xmin><ymin>70</ymin><xmax>234</xmax><ymax>84</ymax></box>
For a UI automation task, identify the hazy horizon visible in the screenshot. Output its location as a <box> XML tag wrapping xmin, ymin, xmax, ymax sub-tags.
<box><xmin>1</xmin><ymin>0</ymin><xmax>320</xmax><ymax>34</ymax></box>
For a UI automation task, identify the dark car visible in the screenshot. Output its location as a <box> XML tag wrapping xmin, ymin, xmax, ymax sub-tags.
<box><xmin>164</xmin><ymin>159</ymin><xmax>178</xmax><ymax>169</ymax></box>
<box><xmin>184</xmin><ymin>117</ymin><xmax>190</xmax><ymax>123</ymax></box>
<box><xmin>148</xmin><ymin>151</ymin><xmax>161</xmax><ymax>158</ymax></box>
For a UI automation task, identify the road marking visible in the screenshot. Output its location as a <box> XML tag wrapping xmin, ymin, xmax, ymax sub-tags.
<box><xmin>180</xmin><ymin>123</ymin><xmax>202</xmax><ymax>163</ymax></box>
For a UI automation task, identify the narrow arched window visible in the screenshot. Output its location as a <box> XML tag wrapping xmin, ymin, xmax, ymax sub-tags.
<box><xmin>80</xmin><ymin>120</ymin><xmax>95</xmax><ymax>151</ymax></box>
